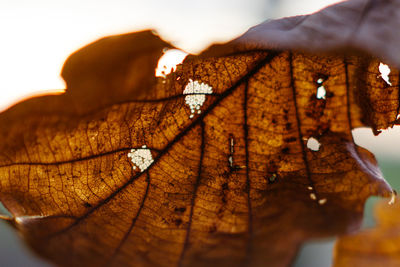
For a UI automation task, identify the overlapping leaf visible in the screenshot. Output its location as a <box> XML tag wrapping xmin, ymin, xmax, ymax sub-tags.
<box><xmin>334</xmin><ymin>199</ymin><xmax>400</xmax><ymax>267</ymax></box>
<box><xmin>0</xmin><ymin>0</ymin><xmax>399</xmax><ymax>266</ymax></box>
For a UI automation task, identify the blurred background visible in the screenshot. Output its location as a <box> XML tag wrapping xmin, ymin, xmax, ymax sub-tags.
<box><xmin>0</xmin><ymin>0</ymin><xmax>399</xmax><ymax>266</ymax></box>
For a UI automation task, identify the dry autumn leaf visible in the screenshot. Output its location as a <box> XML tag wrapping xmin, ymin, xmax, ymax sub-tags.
<box><xmin>0</xmin><ymin>0</ymin><xmax>399</xmax><ymax>266</ymax></box>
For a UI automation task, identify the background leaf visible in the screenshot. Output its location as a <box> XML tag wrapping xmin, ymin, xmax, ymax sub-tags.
<box><xmin>334</xmin><ymin>199</ymin><xmax>400</xmax><ymax>267</ymax></box>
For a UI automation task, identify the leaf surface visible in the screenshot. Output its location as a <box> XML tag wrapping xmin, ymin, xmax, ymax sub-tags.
<box><xmin>0</xmin><ymin>0</ymin><xmax>399</xmax><ymax>266</ymax></box>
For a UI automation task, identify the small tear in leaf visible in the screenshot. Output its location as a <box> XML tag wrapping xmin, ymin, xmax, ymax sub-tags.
<box><xmin>389</xmin><ymin>190</ymin><xmax>397</xmax><ymax>205</ymax></box>
<box><xmin>228</xmin><ymin>156</ymin><xmax>233</xmax><ymax>168</ymax></box>
<box><xmin>155</xmin><ymin>49</ymin><xmax>188</xmax><ymax>77</ymax></box>
<box><xmin>378</xmin><ymin>62</ymin><xmax>392</xmax><ymax>86</ymax></box>
<box><xmin>228</xmin><ymin>136</ymin><xmax>245</xmax><ymax>171</ymax></box>
<box><xmin>316</xmin><ymin>86</ymin><xmax>326</xmax><ymax>99</ymax></box>
<box><xmin>228</xmin><ymin>135</ymin><xmax>235</xmax><ymax>168</ymax></box>
<box><xmin>127</xmin><ymin>145</ymin><xmax>154</xmax><ymax>172</ymax></box>
<box><xmin>183</xmin><ymin>79</ymin><xmax>213</xmax><ymax>119</ymax></box>
<box><xmin>307</xmin><ymin>137</ymin><xmax>321</xmax><ymax>151</ymax></box>
<box><xmin>318</xmin><ymin>198</ymin><xmax>327</xmax><ymax>205</ymax></box>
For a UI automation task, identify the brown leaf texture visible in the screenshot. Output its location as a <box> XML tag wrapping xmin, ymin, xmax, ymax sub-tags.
<box><xmin>0</xmin><ymin>0</ymin><xmax>399</xmax><ymax>266</ymax></box>
<box><xmin>334</xmin><ymin>200</ymin><xmax>400</xmax><ymax>267</ymax></box>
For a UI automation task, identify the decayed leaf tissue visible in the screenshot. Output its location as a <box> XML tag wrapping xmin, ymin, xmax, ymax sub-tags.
<box><xmin>1</xmin><ymin>0</ymin><xmax>400</xmax><ymax>266</ymax></box>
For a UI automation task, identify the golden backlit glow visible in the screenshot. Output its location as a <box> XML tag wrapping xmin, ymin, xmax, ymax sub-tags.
<box><xmin>0</xmin><ymin>1</ymin><xmax>397</xmax><ymax>156</ymax></box>
<box><xmin>0</xmin><ymin>1</ymin><xmax>397</xmax><ymax>266</ymax></box>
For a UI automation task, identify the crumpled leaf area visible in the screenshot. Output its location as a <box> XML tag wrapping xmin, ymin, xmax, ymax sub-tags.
<box><xmin>0</xmin><ymin>0</ymin><xmax>400</xmax><ymax>266</ymax></box>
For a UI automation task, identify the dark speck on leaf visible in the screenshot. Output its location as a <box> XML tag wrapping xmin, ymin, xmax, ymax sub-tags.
<box><xmin>284</xmin><ymin>137</ymin><xmax>297</xmax><ymax>143</ymax></box>
<box><xmin>209</xmin><ymin>225</ymin><xmax>217</xmax><ymax>233</ymax></box>
<box><xmin>174</xmin><ymin>207</ymin><xmax>186</xmax><ymax>213</ymax></box>
<box><xmin>222</xmin><ymin>182</ymin><xmax>229</xmax><ymax>191</ymax></box>
<box><xmin>267</xmin><ymin>173</ymin><xmax>278</xmax><ymax>184</ymax></box>
<box><xmin>326</xmin><ymin>91</ymin><xmax>334</xmax><ymax>98</ymax></box>
<box><xmin>174</xmin><ymin>219</ymin><xmax>183</xmax><ymax>227</ymax></box>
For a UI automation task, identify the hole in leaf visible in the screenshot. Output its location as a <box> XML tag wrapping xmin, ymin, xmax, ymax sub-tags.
<box><xmin>378</xmin><ymin>62</ymin><xmax>392</xmax><ymax>86</ymax></box>
<box><xmin>316</xmin><ymin>85</ymin><xmax>326</xmax><ymax>99</ymax></box>
<box><xmin>389</xmin><ymin>190</ymin><xmax>397</xmax><ymax>205</ymax></box>
<box><xmin>315</xmin><ymin>76</ymin><xmax>327</xmax><ymax>100</ymax></box>
<box><xmin>318</xmin><ymin>198</ymin><xmax>327</xmax><ymax>205</ymax></box>
<box><xmin>127</xmin><ymin>145</ymin><xmax>154</xmax><ymax>172</ymax></box>
<box><xmin>307</xmin><ymin>137</ymin><xmax>321</xmax><ymax>151</ymax></box>
<box><xmin>228</xmin><ymin>156</ymin><xmax>233</xmax><ymax>168</ymax></box>
<box><xmin>183</xmin><ymin>79</ymin><xmax>213</xmax><ymax>119</ymax></box>
<box><xmin>155</xmin><ymin>49</ymin><xmax>188</xmax><ymax>77</ymax></box>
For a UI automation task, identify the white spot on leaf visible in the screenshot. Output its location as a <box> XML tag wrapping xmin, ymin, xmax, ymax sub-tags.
<box><xmin>307</xmin><ymin>137</ymin><xmax>321</xmax><ymax>151</ymax></box>
<box><xmin>379</xmin><ymin>62</ymin><xmax>392</xmax><ymax>86</ymax></box>
<box><xmin>183</xmin><ymin>79</ymin><xmax>213</xmax><ymax>118</ymax></box>
<box><xmin>127</xmin><ymin>145</ymin><xmax>154</xmax><ymax>172</ymax></box>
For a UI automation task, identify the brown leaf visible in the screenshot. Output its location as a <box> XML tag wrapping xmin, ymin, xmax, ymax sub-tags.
<box><xmin>0</xmin><ymin>0</ymin><xmax>398</xmax><ymax>266</ymax></box>
<box><xmin>333</xmin><ymin>199</ymin><xmax>400</xmax><ymax>267</ymax></box>
<box><xmin>202</xmin><ymin>0</ymin><xmax>400</xmax><ymax>68</ymax></box>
